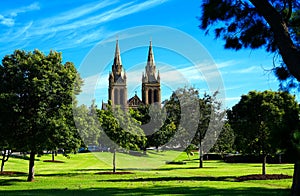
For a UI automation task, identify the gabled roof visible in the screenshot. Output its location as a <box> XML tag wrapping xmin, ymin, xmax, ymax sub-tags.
<box><xmin>128</xmin><ymin>94</ymin><xmax>144</xmax><ymax>108</ymax></box>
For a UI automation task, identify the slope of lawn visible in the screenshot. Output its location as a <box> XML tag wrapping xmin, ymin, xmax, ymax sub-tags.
<box><xmin>0</xmin><ymin>150</ymin><xmax>294</xmax><ymax>196</ymax></box>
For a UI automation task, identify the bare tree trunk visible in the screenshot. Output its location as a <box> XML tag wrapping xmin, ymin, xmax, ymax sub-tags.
<box><xmin>262</xmin><ymin>154</ymin><xmax>267</xmax><ymax>175</ymax></box>
<box><xmin>113</xmin><ymin>149</ymin><xmax>116</xmax><ymax>173</ymax></box>
<box><xmin>1</xmin><ymin>150</ymin><xmax>11</xmax><ymax>173</ymax></box>
<box><xmin>291</xmin><ymin>161</ymin><xmax>300</xmax><ymax>196</ymax></box>
<box><xmin>1</xmin><ymin>153</ymin><xmax>5</xmax><ymax>173</ymax></box>
<box><xmin>52</xmin><ymin>151</ymin><xmax>55</xmax><ymax>162</ymax></box>
<box><xmin>199</xmin><ymin>144</ymin><xmax>203</xmax><ymax>168</ymax></box>
<box><xmin>0</xmin><ymin>158</ymin><xmax>4</xmax><ymax>173</ymax></box>
<box><xmin>27</xmin><ymin>151</ymin><xmax>35</xmax><ymax>182</ymax></box>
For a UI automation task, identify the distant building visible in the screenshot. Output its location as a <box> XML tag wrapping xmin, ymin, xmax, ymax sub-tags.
<box><xmin>104</xmin><ymin>39</ymin><xmax>161</xmax><ymax>109</ymax></box>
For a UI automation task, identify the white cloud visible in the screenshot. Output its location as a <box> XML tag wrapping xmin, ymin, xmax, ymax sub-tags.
<box><xmin>0</xmin><ymin>0</ymin><xmax>170</xmax><ymax>52</ymax></box>
<box><xmin>0</xmin><ymin>15</ymin><xmax>14</xmax><ymax>26</ymax></box>
<box><xmin>0</xmin><ymin>2</ymin><xmax>40</xmax><ymax>27</ymax></box>
<box><xmin>45</xmin><ymin>0</ymin><xmax>117</xmax><ymax>25</ymax></box>
<box><xmin>234</xmin><ymin>66</ymin><xmax>259</xmax><ymax>74</ymax></box>
<box><xmin>9</xmin><ymin>2</ymin><xmax>40</xmax><ymax>17</ymax></box>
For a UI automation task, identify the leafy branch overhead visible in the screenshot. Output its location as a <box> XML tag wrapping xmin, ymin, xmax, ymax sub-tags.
<box><xmin>200</xmin><ymin>0</ymin><xmax>300</xmax><ymax>89</ymax></box>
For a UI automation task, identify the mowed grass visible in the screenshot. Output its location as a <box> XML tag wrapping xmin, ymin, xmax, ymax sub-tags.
<box><xmin>0</xmin><ymin>151</ymin><xmax>294</xmax><ymax>196</ymax></box>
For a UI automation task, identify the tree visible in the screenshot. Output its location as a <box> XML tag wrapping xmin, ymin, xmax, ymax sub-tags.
<box><xmin>97</xmin><ymin>104</ymin><xmax>146</xmax><ymax>173</ymax></box>
<box><xmin>130</xmin><ymin>105</ymin><xmax>166</xmax><ymax>152</ymax></box>
<box><xmin>228</xmin><ymin>90</ymin><xmax>299</xmax><ymax>175</ymax></box>
<box><xmin>199</xmin><ymin>1</ymin><xmax>300</xmax><ymax>194</ymax></box>
<box><xmin>210</xmin><ymin>122</ymin><xmax>235</xmax><ymax>156</ymax></box>
<box><xmin>0</xmin><ymin>50</ymin><xmax>82</xmax><ymax>181</ymax></box>
<box><xmin>200</xmin><ymin>0</ymin><xmax>300</xmax><ymax>86</ymax></box>
<box><xmin>163</xmin><ymin>87</ymin><xmax>224</xmax><ymax>168</ymax></box>
<box><xmin>73</xmin><ymin>101</ymin><xmax>102</xmax><ymax>149</ymax></box>
<box><xmin>192</xmin><ymin>92</ymin><xmax>224</xmax><ymax>168</ymax></box>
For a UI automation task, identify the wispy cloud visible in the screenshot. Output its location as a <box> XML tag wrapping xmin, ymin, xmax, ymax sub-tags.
<box><xmin>0</xmin><ymin>2</ymin><xmax>40</xmax><ymax>27</ymax></box>
<box><xmin>9</xmin><ymin>2</ymin><xmax>40</xmax><ymax>17</ymax></box>
<box><xmin>0</xmin><ymin>15</ymin><xmax>14</xmax><ymax>26</ymax></box>
<box><xmin>233</xmin><ymin>66</ymin><xmax>260</xmax><ymax>74</ymax></box>
<box><xmin>0</xmin><ymin>0</ymin><xmax>170</xmax><ymax>53</ymax></box>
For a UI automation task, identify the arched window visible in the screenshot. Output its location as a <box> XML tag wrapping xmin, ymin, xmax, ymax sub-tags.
<box><xmin>114</xmin><ymin>88</ymin><xmax>119</xmax><ymax>105</ymax></box>
<box><xmin>148</xmin><ymin>89</ymin><xmax>152</xmax><ymax>104</ymax></box>
<box><xmin>120</xmin><ymin>89</ymin><xmax>124</xmax><ymax>105</ymax></box>
<box><xmin>154</xmin><ymin>89</ymin><xmax>158</xmax><ymax>103</ymax></box>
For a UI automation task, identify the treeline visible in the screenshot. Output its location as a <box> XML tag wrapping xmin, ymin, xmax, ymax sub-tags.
<box><xmin>0</xmin><ymin>49</ymin><xmax>299</xmax><ymax>182</ymax></box>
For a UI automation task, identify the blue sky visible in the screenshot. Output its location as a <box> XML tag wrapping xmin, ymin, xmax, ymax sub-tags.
<box><xmin>0</xmin><ymin>0</ymin><xmax>281</xmax><ymax>108</ymax></box>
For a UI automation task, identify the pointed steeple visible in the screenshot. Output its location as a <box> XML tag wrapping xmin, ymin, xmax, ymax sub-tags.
<box><xmin>147</xmin><ymin>40</ymin><xmax>155</xmax><ymax>68</ymax></box>
<box><xmin>144</xmin><ymin>40</ymin><xmax>158</xmax><ymax>83</ymax></box>
<box><xmin>113</xmin><ymin>39</ymin><xmax>122</xmax><ymax>68</ymax></box>
<box><xmin>111</xmin><ymin>39</ymin><xmax>126</xmax><ymax>83</ymax></box>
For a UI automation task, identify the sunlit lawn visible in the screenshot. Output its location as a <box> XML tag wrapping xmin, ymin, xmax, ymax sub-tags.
<box><xmin>0</xmin><ymin>151</ymin><xmax>294</xmax><ymax>195</ymax></box>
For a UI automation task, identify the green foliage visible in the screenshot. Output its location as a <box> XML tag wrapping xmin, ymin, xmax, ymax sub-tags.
<box><xmin>97</xmin><ymin>105</ymin><xmax>146</xmax><ymax>151</ymax></box>
<box><xmin>73</xmin><ymin>101</ymin><xmax>102</xmax><ymax>147</ymax></box>
<box><xmin>0</xmin><ymin>49</ymin><xmax>83</xmax><ymax>180</ymax></box>
<box><xmin>210</xmin><ymin>122</ymin><xmax>235</xmax><ymax>155</ymax></box>
<box><xmin>200</xmin><ymin>0</ymin><xmax>300</xmax><ymax>90</ymax></box>
<box><xmin>228</xmin><ymin>90</ymin><xmax>299</xmax><ymax>157</ymax></box>
<box><xmin>200</xmin><ymin>0</ymin><xmax>300</xmax><ymax>51</ymax></box>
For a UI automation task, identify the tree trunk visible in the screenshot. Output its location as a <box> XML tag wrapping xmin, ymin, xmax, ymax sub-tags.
<box><xmin>262</xmin><ymin>154</ymin><xmax>267</xmax><ymax>175</ymax></box>
<box><xmin>1</xmin><ymin>155</ymin><xmax>5</xmax><ymax>173</ymax></box>
<box><xmin>113</xmin><ymin>149</ymin><xmax>116</xmax><ymax>173</ymax></box>
<box><xmin>1</xmin><ymin>150</ymin><xmax>11</xmax><ymax>173</ymax></box>
<box><xmin>52</xmin><ymin>151</ymin><xmax>55</xmax><ymax>162</ymax></box>
<box><xmin>199</xmin><ymin>144</ymin><xmax>203</xmax><ymax>168</ymax></box>
<box><xmin>291</xmin><ymin>161</ymin><xmax>300</xmax><ymax>196</ymax></box>
<box><xmin>27</xmin><ymin>151</ymin><xmax>35</xmax><ymax>182</ymax></box>
<box><xmin>250</xmin><ymin>0</ymin><xmax>300</xmax><ymax>82</ymax></box>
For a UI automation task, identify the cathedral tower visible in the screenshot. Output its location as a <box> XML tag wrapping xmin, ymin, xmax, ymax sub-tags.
<box><xmin>108</xmin><ymin>39</ymin><xmax>128</xmax><ymax>109</ymax></box>
<box><xmin>142</xmin><ymin>41</ymin><xmax>161</xmax><ymax>106</ymax></box>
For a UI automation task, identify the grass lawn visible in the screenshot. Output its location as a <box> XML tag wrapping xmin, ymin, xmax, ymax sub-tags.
<box><xmin>0</xmin><ymin>151</ymin><xmax>294</xmax><ymax>195</ymax></box>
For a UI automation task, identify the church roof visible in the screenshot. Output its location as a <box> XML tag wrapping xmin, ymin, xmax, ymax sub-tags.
<box><xmin>128</xmin><ymin>94</ymin><xmax>144</xmax><ymax>108</ymax></box>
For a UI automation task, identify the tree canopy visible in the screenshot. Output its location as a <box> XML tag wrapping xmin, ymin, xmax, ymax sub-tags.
<box><xmin>0</xmin><ymin>49</ymin><xmax>82</xmax><ymax>181</ymax></box>
<box><xmin>228</xmin><ymin>90</ymin><xmax>299</xmax><ymax>175</ymax></box>
<box><xmin>200</xmin><ymin>0</ymin><xmax>300</xmax><ymax>89</ymax></box>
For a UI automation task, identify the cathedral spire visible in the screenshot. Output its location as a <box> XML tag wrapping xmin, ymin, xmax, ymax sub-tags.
<box><xmin>143</xmin><ymin>40</ymin><xmax>157</xmax><ymax>83</ymax></box>
<box><xmin>114</xmin><ymin>39</ymin><xmax>122</xmax><ymax>67</ymax></box>
<box><xmin>147</xmin><ymin>40</ymin><xmax>155</xmax><ymax>68</ymax></box>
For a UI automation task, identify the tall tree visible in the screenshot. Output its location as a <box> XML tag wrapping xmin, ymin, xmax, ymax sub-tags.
<box><xmin>97</xmin><ymin>104</ymin><xmax>146</xmax><ymax>173</ymax></box>
<box><xmin>228</xmin><ymin>90</ymin><xmax>299</xmax><ymax>175</ymax></box>
<box><xmin>0</xmin><ymin>50</ymin><xmax>82</xmax><ymax>181</ymax></box>
<box><xmin>192</xmin><ymin>92</ymin><xmax>224</xmax><ymax>168</ymax></box>
<box><xmin>199</xmin><ymin>1</ymin><xmax>300</xmax><ymax>194</ymax></box>
<box><xmin>163</xmin><ymin>87</ymin><xmax>224</xmax><ymax>168</ymax></box>
<box><xmin>74</xmin><ymin>102</ymin><xmax>102</xmax><ymax>148</ymax></box>
<box><xmin>130</xmin><ymin>105</ymin><xmax>169</xmax><ymax>152</ymax></box>
<box><xmin>210</xmin><ymin>122</ymin><xmax>235</xmax><ymax>157</ymax></box>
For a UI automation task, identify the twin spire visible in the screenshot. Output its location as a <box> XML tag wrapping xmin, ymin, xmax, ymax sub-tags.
<box><xmin>110</xmin><ymin>39</ymin><xmax>126</xmax><ymax>84</ymax></box>
<box><xmin>113</xmin><ymin>39</ymin><xmax>122</xmax><ymax>67</ymax></box>
<box><xmin>111</xmin><ymin>39</ymin><xmax>160</xmax><ymax>84</ymax></box>
<box><xmin>143</xmin><ymin>40</ymin><xmax>160</xmax><ymax>83</ymax></box>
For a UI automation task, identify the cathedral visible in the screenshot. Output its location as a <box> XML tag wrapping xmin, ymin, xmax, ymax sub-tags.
<box><xmin>105</xmin><ymin>39</ymin><xmax>161</xmax><ymax>109</ymax></box>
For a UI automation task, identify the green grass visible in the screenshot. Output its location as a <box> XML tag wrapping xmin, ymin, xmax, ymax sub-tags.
<box><xmin>0</xmin><ymin>151</ymin><xmax>294</xmax><ymax>195</ymax></box>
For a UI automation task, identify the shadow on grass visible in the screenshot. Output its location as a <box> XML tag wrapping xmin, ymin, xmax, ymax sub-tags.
<box><xmin>0</xmin><ymin>178</ymin><xmax>25</xmax><ymax>186</ymax></box>
<box><xmin>74</xmin><ymin>166</ymin><xmax>203</xmax><ymax>172</ymax></box>
<box><xmin>35</xmin><ymin>173</ymin><xmax>83</xmax><ymax>177</ymax></box>
<box><xmin>98</xmin><ymin>175</ymin><xmax>236</xmax><ymax>182</ymax></box>
<box><xmin>0</xmin><ymin>186</ymin><xmax>290</xmax><ymax>196</ymax></box>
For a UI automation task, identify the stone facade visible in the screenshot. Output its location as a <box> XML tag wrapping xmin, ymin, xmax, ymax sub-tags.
<box><xmin>106</xmin><ymin>40</ymin><xmax>161</xmax><ymax>109</ymax></box>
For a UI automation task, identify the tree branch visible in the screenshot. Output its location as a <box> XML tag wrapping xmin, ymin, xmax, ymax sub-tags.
<box><xmin>250</xmin><ymin>0</ymin><xmax>300</xmax><ymax>81</ymax></box>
